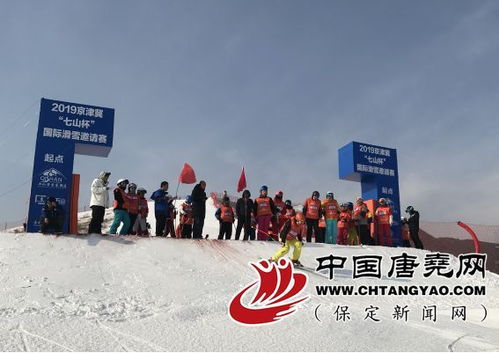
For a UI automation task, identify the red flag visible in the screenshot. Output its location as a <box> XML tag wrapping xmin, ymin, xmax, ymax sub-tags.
<box><xmin>237</xmin><ymin>167</ymin><xmax>247</xmax><ymax>193</ymax></box>
<box><xmin>178</xmin><ymin>163</ymin><xmax>197</xmax><ymax>184</ymax></box>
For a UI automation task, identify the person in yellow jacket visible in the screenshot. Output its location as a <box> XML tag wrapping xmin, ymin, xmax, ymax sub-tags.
<box><xmin>270</xmin><ymin>212</ymin><xmax>305</xmax><ymax>266</ymax></box>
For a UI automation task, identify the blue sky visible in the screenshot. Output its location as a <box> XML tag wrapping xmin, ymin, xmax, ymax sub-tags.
<box><xmin>1</xmin><ymin>0</ymin><xmax>498</xmax><ymax>225</ymax></box>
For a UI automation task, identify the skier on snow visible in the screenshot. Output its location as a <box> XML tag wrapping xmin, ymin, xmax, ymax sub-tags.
<box><xmin>270</xmin><ymin>212</ymin><xmax>305</xmax><ymax>267</ymax></box>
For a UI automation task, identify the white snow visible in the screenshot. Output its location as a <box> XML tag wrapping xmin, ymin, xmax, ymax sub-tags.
<box><xmin>0</xmin><ymin>198</ymin><xmax>498</xmax><ymax>351</ymax></box>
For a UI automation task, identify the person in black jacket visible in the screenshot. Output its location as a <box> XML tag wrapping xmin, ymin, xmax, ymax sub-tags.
<box><xmin>235</xmin><ymin>189</ymin><xmax>254</xmax><ymax>240</ymax></box>
<box><xmin>191</xmin><ymin>180</ymin><xmax>207</xmax><ymax>239</ymax></box>
<box><xmin>39</xmin><ymin>197</ymin><xmax>64</xmax><ymax>234</ymax></box>
<box><xmin>405</xmin><ymin>206</ymin><xmax>423</xmax><ymax>249</ymax></box>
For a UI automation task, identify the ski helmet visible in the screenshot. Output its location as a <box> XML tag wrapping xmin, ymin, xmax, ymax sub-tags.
<box><xmin>47</xmin><ymin>196</ymin><xmax>56</xmax><ymax>203</ymax></box>
<box><xmin>378</xmin><ymin>198</ymin><xmax>386</xmax><ymax>205</ymax></box>
<box><xmin>186</xmin><ymin>195</ymin><xmax>192</xmax><ymax>203</ymax></box>
<box><xmin>275</xmin><ymin>190</ymin><xmax>283</xmax><ymax>197</ymax></box>
<box><xmin>285</xmin><ymin>199</ymin><xmax>292</xmax><ymax>206</ymax></box>
<box><xmin>356</xmin><ymin>197</ymin><xmax>364</xmax><ymax>203</ymax></box>
<box><xmin>137</xmin><ymin>187</ymin><xmax>147</xmax><ymax>194</ymax></box>
<box><xmin>260</xmin><ymin>185</ymin><xmax>268</xmax><ymax>192</ymax></box>
<box><xmin>405</xmin><ymin>206</ymin><xmax>414</xmax><ymax>213</ymax></box>
<box><xmin>312</xmin><ymin>191</ymin><xmax>320</xmax><ymax>198</ymax></box>
<box><xmin>326</xmin><ymin>191</ymin><xmax>334</xmax><ymax>198</ymax></box>
<box><xmin>128</xmin><ymin>183</ymin><xmax>137</xmax><ymax>189</ymax></box>
<box><xmin>117</xmin><ymin>178</ymin><xmax>129</xmax><ymax>185</ymax></box>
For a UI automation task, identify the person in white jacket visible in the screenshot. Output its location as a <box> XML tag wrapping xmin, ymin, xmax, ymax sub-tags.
<box><xmin>88</xmin><ymin>171</ymin><xmax>111</xmax><ymax>234</ymax></box>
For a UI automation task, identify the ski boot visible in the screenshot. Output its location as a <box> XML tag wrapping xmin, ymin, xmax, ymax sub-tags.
<box><xmin>291</xmin><ymin>259</ymin><xmax>303</xmax><ymax>267</ymax></box>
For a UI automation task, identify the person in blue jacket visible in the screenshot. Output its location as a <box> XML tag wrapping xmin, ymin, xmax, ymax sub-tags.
<box><xmin>150</xmin><ymin>181</ymin><xmax>173</xmax><ymax>237</ymax></box>
<box><xmin>39</xmin><ymin>197</ymin><xmax>65</xmax><ymax>235</ymax></box>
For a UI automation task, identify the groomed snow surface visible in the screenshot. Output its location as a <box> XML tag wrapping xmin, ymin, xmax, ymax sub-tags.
<box><xmin>1</xmin><ymin>199</ymin><xmax>498</xmax><ymax>351</ymax></box>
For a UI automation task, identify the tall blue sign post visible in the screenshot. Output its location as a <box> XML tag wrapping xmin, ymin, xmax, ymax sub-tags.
<box><xmin>27</xmin><ymin>98</ymin><xmax>114</xmax><ymax>233</ymax></box>
<box><xmin>338</xmin><ymin>141</ymin><xmax>402</xmax><ymax>246</ymax></box>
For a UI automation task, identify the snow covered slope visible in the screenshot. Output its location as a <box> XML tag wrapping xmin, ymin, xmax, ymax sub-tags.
<box><xmin>0</xmin><ymin>199</ymin><xmax>498</xmax><ymax>351</ymax></box>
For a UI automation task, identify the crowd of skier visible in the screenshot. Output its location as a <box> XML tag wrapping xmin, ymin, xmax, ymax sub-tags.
<box><xmin>39</xmin><ymin>170</ymin><xmax>424</xmax><ymax>265</ymax></box>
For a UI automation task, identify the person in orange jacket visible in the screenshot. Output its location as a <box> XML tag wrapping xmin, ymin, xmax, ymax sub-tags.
<box><xmin>133</xmin><ymin>187</ymin><xmax>149</xmax><ymax>236</ymax></box>
<box><xmin>337</xmin><ymin>203</ymin><xmax>351</xmax><ymax>245</ymax></box>
<box><xmin>321</xmin><ymin>191</ymin><xmax>340</xmax><ymax>244</ymax></box>
<box><xmin>270</xmin><ymin>190</ymin><xmax>286</xmax><ymax>239</ymax></box>
<box><xmin>303</xmin><ymin>191</ymin><xmax>323</xmax><ymax>243</ymax></box>
<box><xmin>126</xmin><ymin>183</ymin><xmax>140</xmax><ymax>235</ymax></box>
<box><xmin>253</xmin><ymin>186</ymin><xmax>276</xmax><ymax>240</ymax></box>
<box><xmin>179</xmin><ymin>195</ymin><xmax>194</xmax><ymax>238</ymax></box>
<box><xmin>375</xmin><ymin>198</ymin><xmax>393</xmax><ymax>247</ymax></box>
<box><xmin>215</xmin><ymin>197</ymin><xmax>235</xmax><ymax>240</ymax></box>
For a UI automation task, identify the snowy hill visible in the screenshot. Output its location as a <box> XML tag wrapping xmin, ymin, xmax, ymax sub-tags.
<box><xmin>0</xmin><ymin>198</ymin><xmax>498</xmax><ymax>351</ymax></box>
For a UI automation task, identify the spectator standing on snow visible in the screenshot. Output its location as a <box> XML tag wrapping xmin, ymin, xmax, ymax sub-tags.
<box><xmin>375</xmin><ymin>198</ymin><xmax>393</xmax><ymax>247</ymax></box>
<box><xmin>354</xmin><ymin>197</ymin><xmax>372</xmax><ymax>245</ymax></box>
<box><xmin>215</xmin><ymin>197</ymin><xmax>235</xmax><ymax>240</ymax></box>
<box><xmin>254</xmin><ymin>186</ymin><xmax>276</xmax><ymax>240</ymax></box>
<box><xmin>40</xmin><ymin>197</ymin><xmax>65</xmax><ymax>235</ymax></box>
<box><xmin>109</xmin><ymin>179</ymin><xmax>131</xmax><ymax>236</ymax></box>
<box><xmin>191</xmin><ymin>180</ymin><xmax>208</xmax><ymax>239</ymax></box>
<box><xmin>133</xmin><ymin>187</ymin><xmax>149</xmax><ymax>236</ymax></box>
<box><xmin>151</xmin><ymin>181</ymin><xmax>171</xmax><ymax>237</ymax></box>
<box><xmin>126</xmin><ymin>183</ymin><xmax>140</xmax><ymax>235</ymax></box>
<box><xmin>303</xmin><ymin>191</ymin><xmax>323</xmax><ymax>242</ymax></box>
<box><xmin>88</xmin><ymin>171</ymin><xmax>111</xmax><ymax>234</ymax></box>
<box><xmin>321</xmin><ymin>191</ymin><xmax>340</xmax><ymax>244</ymax></box>
<box><xmin>406</xmin><ymin>206</ymin><xmax>423</xmax><ymax>249</ymax></box>
<box><xmin>235</xmin><ymin>189</ymin><xmax>254</xmax><ymax>240</ymax></box>
<box><xmin>179</xmin><ymin>196</ymin><xmax>194</xmax><ymax>238</ymax></box>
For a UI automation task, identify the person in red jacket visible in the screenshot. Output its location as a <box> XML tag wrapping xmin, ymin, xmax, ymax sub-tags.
<box><xmin>126</xmin><ymin>183</ymin><xmax>140</xmax><ymax>235</ymax></box>
<box><xmin>215</xmin><ymin>197</ymin><xmax>235</xmax><ymax>240</ymax></box>
<box><xmin>337</xmin><ymin>203</ymin><xmax>351</xmax><ymax>245</ymax></box>
<box><xmin>133</xmin><ymin>187</ymin><xmax>149</xmax><ymax>236</ymax></box>
<box><xmin>253</xmin><ymin>186</ymin><xmax>276</xmax><ymax>240</ymax></box>
<box><xmin>179</xmin><ymin>195</ymin><xmax>194</xmax><ymax>238</ymax></box>
<box><xmin>375</xmin><ymin>198</ymin><xmax>393</xmax><ymax>247</ymax></box>
<box><xmin>303</xmin><ymin>191</ymin><xmax>323</xmax><ymax>243</ymax></box>
<box><xmin>270</xmin><ymin>212</ymin><xmax>306</xmax><ymax>266</ymax></box>
<box><xmin>270</xmin><ymin>190</ymin><xmax>286</xmax><ymax>240</ymax></box>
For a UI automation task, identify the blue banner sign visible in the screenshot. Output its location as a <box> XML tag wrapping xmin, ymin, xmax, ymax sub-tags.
<box><xmin>338</xmin><ymin>141</ymin><xmax>402</xmax><ymax>246</ymax></box>
<box><xmin>27</xmin><ymin>98</ymin><xmax>114</xmax><ymax>233</ymax></box>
